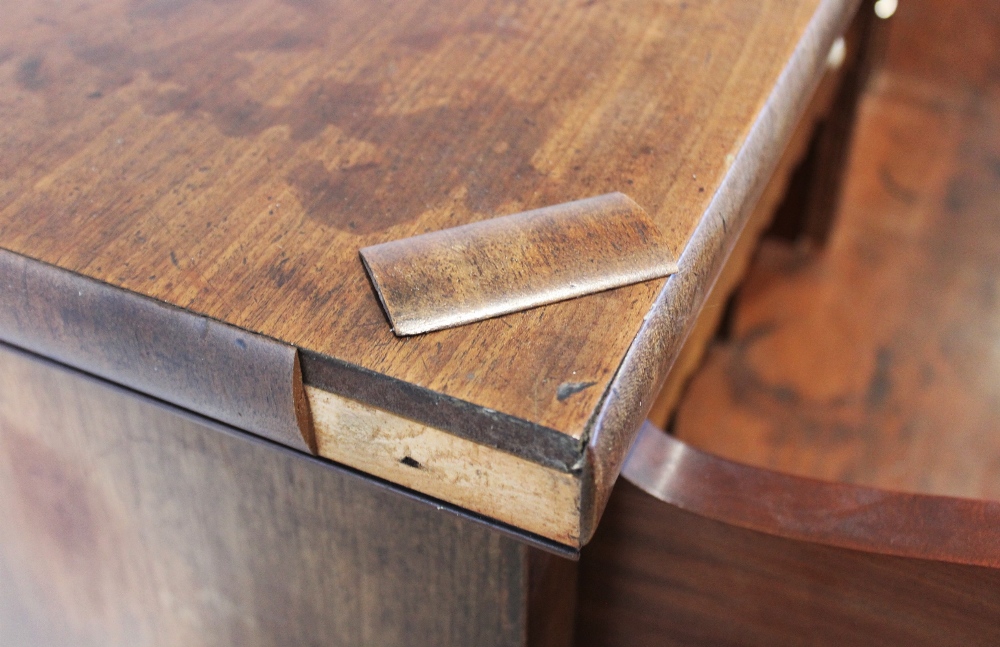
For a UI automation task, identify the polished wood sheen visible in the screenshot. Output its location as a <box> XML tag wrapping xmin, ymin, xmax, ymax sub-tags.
<box><xmin>0</xmin><ymin>342</ymin><xmax>573</xmax><ymax>647</ymax></box>
<box><xmin>577</xmin><ymin>480</ymin><xmax>1000</xmax><ymax>647</ymax></box>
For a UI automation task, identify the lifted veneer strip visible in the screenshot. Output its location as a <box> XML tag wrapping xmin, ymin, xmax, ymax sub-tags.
<box><xmin>360</xmin><ymin>192</ymin><xmax>679</xmax><ymax>336</ymax></box>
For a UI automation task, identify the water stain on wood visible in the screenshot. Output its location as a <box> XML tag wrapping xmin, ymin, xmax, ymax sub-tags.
<box><xmin>865</xmin><ymin>346</ymin><xmax>893</xmax><ymax>409</ymax></box>
<box><xmin>65</xmin><ymin>6</ymin><xmax>559</xmax><ymax>234</ymax></box>
<box><xmin>15</xmin><ymin>56</ymin><xmax>46</xmax><ymax>91</ymax></box>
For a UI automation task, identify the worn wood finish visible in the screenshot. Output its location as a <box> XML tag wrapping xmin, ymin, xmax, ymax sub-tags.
<box><xmin>767</xmin><ymin>0</ymin><xmax>885</xmax><ymax>245</ymax></box>
<box><xmin>0</xmin><ymin>341</ymin><xmax>580</xmax><ymax>647</ymax></box>
<box><xmin>582</xmin><ymin>0</ymin><xmax>859</xmax><ymax>537</ymax></box>
<box><xmin>649</xmin><ymin>2</ymin><xmax>881</xmax><ymax>430</ymax></box>
<box><xmin>0</xmin><ymin>248</ymin><xmax>315</xmax><ymax>453</ymax></box>
<box><xmin>648</xmin><ymin>46</ymin><xmax>849</xmax><ymax>429</ymax></box>
<box><xmin>575</xmin><ymin>5</ymin><xmax>1000</xmax><ymax>641</ymax></box>
<box><xmin>0</xmin><ymin>0</ymin><xmax>853</xmax><ymax>460</ymax></box>
<box><xmin>577</xmin><ymin>479</ymin><xmax>1000</xmax><ymax>647</ymax></box>
<box><xmin>361</xmin><ymin>193</ymin><xmax>677</xmax><ymax>336</ymax></box>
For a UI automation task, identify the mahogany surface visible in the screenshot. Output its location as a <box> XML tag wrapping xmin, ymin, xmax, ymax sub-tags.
<box><xmin>0</xmin><ymin>0</ymin><xmax>867</xmax><ymax>542</ymax></box>
<box><xmin>577</xmin><ymin>479</ymin><xmax>1000</xmax><ymax>647</ymax></box>
<box><xmin>575</xmin><ymin>2</ymin><xmax>1000</xmax><ymax>641</ymax></box>
<box><xmin>0</xmin><ymin>0</ymin><xmax>849</xmax><ymax>447</ymax></box>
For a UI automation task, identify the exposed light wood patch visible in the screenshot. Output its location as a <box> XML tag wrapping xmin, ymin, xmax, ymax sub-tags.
<box><xmin>307</xmin><ymin>386</ymin><xmax>582</xmax><ymax>545</ymax></box>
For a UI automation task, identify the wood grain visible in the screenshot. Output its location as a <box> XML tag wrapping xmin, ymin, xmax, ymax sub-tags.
<box><xmin>360</xmin><ymin>193</ymin><xmax>677</xmax><ymax>336</ymax></box>
<box><xmin>0</xmin><ymin>0</ymin><xmax>847</xmax><ymax>449</ymax></box>
<box><xmin>648</xmin><ymin>2</ymin><xmax>881</xmax><ymax>428</ymax></box>
<box><xmin>574</xmin><ymin>7</ymin><xmax>1000</xmax><ymax>640</ymax></box>
<box><xmin>307</xmin><ymin>385</ymin><xmax>582</xmax><ymax>544</ymax></box>
<box><xmin>0</xmin><ymin>247</ymin><xmax>315</xmax><ymax>453</ymax></box>
<box><xmin>648</xmin><ymin>51</ymin><xmax>847</xmax><ymax>428</ymax></box>
<box><xmin>582</xmin><ymin>0</ymin><xmax>860</xmax><ymax>538</ymax></box>
<box><xmin>0</xmin><ymin>341</ymin><xmax>578</xmax><ymax>646</ymax></box>
<box><xmin>627</xmin><ymin>422</ymin><xmax>1000</xmax><ymax>567</ymax></box>
<box><xmin>577</xmin><ymin>479</ymin><xmax>1000</xmax><ymax>647</ymax></box>
<box><xmin>0</xmin><ymin>0</ymin><xmax>867</xmax><ymax>545</ymax></box>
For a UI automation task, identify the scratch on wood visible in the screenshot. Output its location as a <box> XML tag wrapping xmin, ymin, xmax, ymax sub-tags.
<box><xmin>557</xmin><ymin>381</ymin><xmax>597</xmax><ymax>401</ymax></box>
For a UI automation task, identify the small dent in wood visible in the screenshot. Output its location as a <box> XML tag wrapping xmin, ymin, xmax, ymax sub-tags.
<box><xmin>400</xmin><ymin>455</ymin><xmax>422</xmax><ymax>468</ymax></box>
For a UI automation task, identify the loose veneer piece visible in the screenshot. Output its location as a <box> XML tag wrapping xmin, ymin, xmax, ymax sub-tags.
<box><xmin>360</xmin><ymin>193</ymin><xmax>678</xmax><ymax>335</ymax></box>
<box><xmin>0</xmin><ymin>0</ymin><xmax>863</xmax><ymax>547</ymax></box>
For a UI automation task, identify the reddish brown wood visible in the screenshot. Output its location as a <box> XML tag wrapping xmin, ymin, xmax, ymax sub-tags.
<box><xmin>626</xmin><ymin>422</ymin><xmax>1000</xmax><ymax>568</ymax></box>
<box><xmin>767</xmin><ymin>0</ymin><xmax>886</xmax><ymax>245</ymax></box>
<box><xmin>0</xmin><ymin>248</ymin><xmax>314</xmax><ymax>452</ymax></box>
<box><xmin>583</xmin><ymin>0</ymin><xmax>860</xmax><ymax>537</ymax></box>
<box><xmin>0</xmin><ymin>0</ymin><xmax>871</xmax><ymax>545</ymax></box>
<box><xmin>676</xmin><ymin>0</ymin><xmax>1000</xmax><ymax>499</ymax></box>
<box><xmin>582</xmin><ymin>6</ymin><xmax>1000</xmax><ymax>639</ymax></box>
<box><xmin>0</xmin><ymin>0</ymin><xmax>857</xmax><ymax>499</ymax></box>
<box><xmin>577</xmin><ymin>478</ymin><xmax>1000</xmax><ymax>647</ymax></box>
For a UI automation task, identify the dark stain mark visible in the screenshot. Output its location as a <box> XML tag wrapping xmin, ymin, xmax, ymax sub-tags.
<box><xmin>865</xmin><ymin>346</ymin><xmax>893</xmax><ymax>409</ymax></box>
<box><xmin>86</xmin><ymin>90</ymin><xmax>104</xmax><ymax>99</ymax></box>
<box><xmin>727</xmin><ymin>323</ymin><xmax>803</xmax><ymax>407</ymax></box>
<box><xmin>71</xmin><ymin>13</ymin><xmax>559</xmax><ymax>234</ymax></box>
<box><xmin>266</xmin><ymin>254</ymin><xmax>296</xmax><ymax>288</ymax></box>
<box><xmin>944</xmin><ymin>175</ymin><xmax>970</xmax><ymax>213</ymax></box>
<box><xmin>400</xmin><ymin>455</ymin><xmax>421</xmax><ymax>468</ymax></box>
<box><xmin>16</xmin><ymin>56</ymin><xmax>46</xmax><ymax>91</ymax></box>
<box><xmin>234</xmin><ymin>338</ymin><xmax>247</xmax><ymax>349</ymax></box>
<box><xmin>556</xmin><ymin>381</ymin><xmax>597</xmax><ymax>401</ymax></box>
<box><xmin>987</xmin><ymin>155</ymin><xmax>1000</xmax><ymax>179</ymax></box>
<box><xmin>393</xmin><ymin>16</ymin><xmax>525</xmax><ymax>51</ymax></box>
<box><xmin>282</xmin><ymin>81</ymin><xmax>553</xmax><ymax>233</ymax></box>
<box><xmin>169</xmin><ymin>250</ymin><xmax>180</xmax><ymax>268</ymax></box>
<box><xmin>879</xmin><ymin>167</ymin><xmax>918</xmax><ymax>204</ymax></box>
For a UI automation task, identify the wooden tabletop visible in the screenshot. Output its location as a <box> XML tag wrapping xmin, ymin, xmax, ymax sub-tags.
<box><xmin>0</xmin><ymin>0</ymin><xmax>859</xmax><ymax>546</ymax></box>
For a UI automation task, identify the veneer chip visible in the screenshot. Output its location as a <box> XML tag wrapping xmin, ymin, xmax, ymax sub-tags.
<box><xmin>360</xmin><ymin>192</ymin><xmax>679</xmax><ymax>335</ymax></box>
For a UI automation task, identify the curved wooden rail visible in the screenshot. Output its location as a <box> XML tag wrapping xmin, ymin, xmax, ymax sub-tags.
<box><xmin>623</xmin><ymin>420</ymin><xmax>1000</xmax><ymax>568</ymax></box>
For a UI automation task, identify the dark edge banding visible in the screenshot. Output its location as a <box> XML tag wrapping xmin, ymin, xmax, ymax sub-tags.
<box><xmin>300</xmin><ymin>349</ymin><xmax>583</xmax><ymax>473</ymax></box>
<box><xmin>0</xmin><ymin>248</ymin><xmax>315</xmax><ymax>454</ymax></box>
<box><xmin>578</xmin><ymin>0</ymin><xmax>863</xmax><ymax>544</ymax></box>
